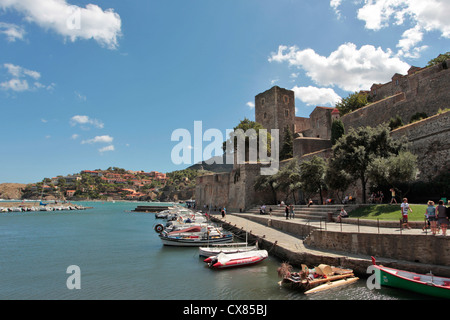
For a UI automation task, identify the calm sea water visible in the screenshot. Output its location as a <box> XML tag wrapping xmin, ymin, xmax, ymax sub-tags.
<box><xmin>0</xmin><ymin>201</ymin><xmax>429</xmax><ymax>300</ymax></box>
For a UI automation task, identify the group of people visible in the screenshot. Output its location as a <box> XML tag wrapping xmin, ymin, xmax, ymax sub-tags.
<box><xmin>401</xmin><ymin>198</ymin><xmax>449</xmax><ymax>235</ymax></box>
<box><xmin>369</xmin><ymin>191</ymin><xmax>384</xmax><ymax>204</ymax></box>
<box><xmin>284</xmin><ymin>204</ymin><xmax>295</xmax><ymax>219</ymax></box>
<box><xmin>423</xmin><ymin>199</ymin><xmax>449</xmax><ymax>235</ymax></box>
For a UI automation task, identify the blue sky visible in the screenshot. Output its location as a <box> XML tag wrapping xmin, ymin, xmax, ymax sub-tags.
<box><xmin>0</xmin><ymin>0</ymin><xmax>449</xmax><ymax>184</ymax></box>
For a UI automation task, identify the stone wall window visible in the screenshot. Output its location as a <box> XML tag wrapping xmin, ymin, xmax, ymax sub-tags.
<box><xmin>285</xmin><ymin>109</ymin><xmax>289</xmax><ymax>117</ymax></box>
<box><xmin>263</xmin><ymin>112</ymin><xmax>267</xmax><ymax>119</ymax></box>
<box><xmin>283</xmin><ymin>95</ymin><xmax>289</xmax><ymax>104</ymax></box>
<box><xmin>261</xmin><ymin>98</ymin><xmax>265</xmax><ymax>106</ymax></box>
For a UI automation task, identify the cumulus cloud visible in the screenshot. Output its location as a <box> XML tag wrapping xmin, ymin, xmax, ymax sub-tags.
<box><xmin>0</xmin><ymin>22</ymin><xmax>25</xmax><ymax>41</ymax></box>
<box><xmin>98</xmin><ymin>145</ymin><xmax>114</xmax><ymax>153</ymax></box>
<box><xmin>292</xmin><ymin>86</ymin><xmax>341</xmax><ymax>107</ymax></box>
<box><xmin>70</xmin><ymin>115</ymin><xmax>104</xmax><ymax>129</ymax></box>
<box><xmin>353</xmin><ymin>0</ymin><xmax>450</xmax><ymax>58</ymax></box>
<box><xmin>0</xmin><ymin>0</ymin><xmax>122</xmax><ymax>49</ymax></box>
<box><xmin>1</xmin><ymin>63</ymin><xmax>53</xmax><ymax>92</ymax></box>
<box><xmin>81</xmin><ymin>135</ymin><xmax>114</xmax><ymax>144</ymax></box>
<box><xmin>246</xmin><ymin>101</ymin><xmax>255</xmax><ymax>109</ymax></box>
<box><xmin>269</xmin><ymin>43</ymin><xmax>410</xmax><ymax>92</ymax></box>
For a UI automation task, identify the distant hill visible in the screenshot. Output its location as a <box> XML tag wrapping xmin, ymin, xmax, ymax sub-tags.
<box><xmin>187</xmin><ymin>154</ymin><xmax>233</xmax><ymax>173</ymax></box>
<box><xmin>0</xmin><ymin>183</ymin><xmax>26</xmax><ymax>199</ymax></box>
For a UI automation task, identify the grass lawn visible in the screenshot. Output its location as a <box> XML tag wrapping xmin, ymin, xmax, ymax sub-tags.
<box><xmin>349</xmin><ymin>204</ymin><xmax>428</xmax><ymax>221</ymax></box>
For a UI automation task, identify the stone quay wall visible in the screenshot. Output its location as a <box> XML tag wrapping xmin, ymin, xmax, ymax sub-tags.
<box><xmin>304</xmin><ymin>229</ymin><xmax>450</xmax><ymax>267</ymax></box>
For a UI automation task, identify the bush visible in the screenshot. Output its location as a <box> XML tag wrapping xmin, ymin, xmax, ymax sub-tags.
<box><xmin>410</xmin><ymin>112</ymin><xmax>428</xmax><ymax>123</ymax></box>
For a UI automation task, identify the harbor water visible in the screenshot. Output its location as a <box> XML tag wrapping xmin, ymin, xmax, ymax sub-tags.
<box><xmin>0</xmin><ymin>201</ymin><xmax>430</xmax><ymax>300</ymax></box>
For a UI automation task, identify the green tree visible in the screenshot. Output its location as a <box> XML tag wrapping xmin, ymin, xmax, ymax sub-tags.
<box><xmin>331</xmin><ymin>119</ymin><xmax>345</xmax><ymax>145</ymax></box>
<box><xmin>367</xmin><ymin>151</ymin><xmax>418</xmax><ymax>197</ymax></box>
<box><xmin>223</xmin><ymin>118</ymin><xmax>272</xmax><ymax>162</ymax></box>
<box><xmin>279</xmin><ymin>126</ymin><xmax>293</xmax><ymax>160</ymax></box>
<box><xmin>335</xmin><ymin>91</ymin><xmax>369</xmax><ymax>116</ymax></box>
<box><xmin>325</xmin><ymin>162</ymin><xmax>354</xmax><ymax>204</ymax></box>
<box><xmin>330</xmin><ymin>124</ymin><xmax>407</xmax><ymax>203</ymax></box>
<box><xmin>272</xmin><ymin>158</ymin><xmax>301</xmax><ymax>203</ymax></box>
<box><xmin>299</xmin><ymin>156</ymin><xmax>327</xmax><ymax>205</ymax></box>
<box><xmin>427</xmin><ymin>52</ymin><xmax>450</xmax><ymax>67</ymax></box>
<box><xmin>254</xmin><ymin>174</ymin><xmax>278</xmax><ymax>204</ymax></box>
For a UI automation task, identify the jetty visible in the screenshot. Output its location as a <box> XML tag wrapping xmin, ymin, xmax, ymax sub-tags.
<box><xmin>210</xmin><ymin>205</ymin><xmax>450</xmax><ymax>278</ymax></box>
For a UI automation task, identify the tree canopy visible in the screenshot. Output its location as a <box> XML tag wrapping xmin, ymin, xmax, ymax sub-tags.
<box><xmin>329</xmin><ymin>124</ymin><xmax>410</xmax><ymax>203</ymax></box>
<box><xmin>335</xmin><ymin>91</ymin><xmax>369</xmax><ymax>116</ymax></box>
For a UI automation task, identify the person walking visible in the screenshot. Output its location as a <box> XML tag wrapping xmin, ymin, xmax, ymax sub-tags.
<box><xmin>390</xmin><ymin>188</ymin><xmax>397</xmax><ymax>204</ymax></box>
<box><xmin>437</xmin><ymin>200</ymin><xmax>448</xmax><ymax>236</ymax></box>
<box><xmin>289</xmin><ymin>204</ymin><xmax>295</xmax><ymax>219</ymax></box>
<box><xmin>285</xmin><ymin>204</ymin><xmax>289</xmax><ymax>220</ymax></box>
<box><xmin>401</xmin><ymin>198</ymin><xmax>412</xmax><ymax>229</ymax></box>
<box><xmin>425</xmin><ymin>200</ymin><xmax>437</xmax><ymax>235</ymax></box>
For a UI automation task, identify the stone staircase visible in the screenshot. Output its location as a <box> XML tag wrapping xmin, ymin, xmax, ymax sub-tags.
<box><xmin>245</xmin><ymin>204</ymin><xmax>359</xmax><ymax>221</ymax></box>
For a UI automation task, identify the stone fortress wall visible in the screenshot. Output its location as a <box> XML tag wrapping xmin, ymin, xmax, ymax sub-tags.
<box><xmin>196</xmin><ymin>59</ymin><xmax>450</xmax><ymax>210</ymax></box>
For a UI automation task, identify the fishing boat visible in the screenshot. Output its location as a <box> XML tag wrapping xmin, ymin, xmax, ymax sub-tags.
<box><xmin>371</xmin><ymin>257</ymin><xmax>450</xmax><ymax>299</ymax></box>
<box><xmin>199</xmin><ymin>242</ymin><xmax>259</xmax><ymax>257</ymax></box>
<box><xmin>204</xmin><ymin>250</ymin><xmax>268</xmax><ymax>269</ymax></box>
<box><xmin>158</xmin><ymin>225</ymin><xmax>233</xmax><ymax>246</ymax></box>
<box><xmin>278</xmin><ymin>263</ymin><xmax>357</xmax><ymax>293</ymax></box>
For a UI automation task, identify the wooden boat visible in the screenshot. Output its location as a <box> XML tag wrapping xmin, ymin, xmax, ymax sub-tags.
<box><xmin>371</xmin><ymin>256</ymin><xmax>450</xmax><ymax>299</ymax></box>
<box><xmin>158</xmin><ymin>225</ymin><xmax>233</xmax><ymax>247</ymax></box>
<box><xmin>278</xmin><ymin>263</ymin><xmax>357</xmax><ymax>293</ymax></box>
<box><xmin>199</xmin><ymin>242</ymin><xmax>258</xmax><ymax>257</ymax></box>
<box><xmin>204</xmin><ymin>250</ymin><xmax>268</xmax><ymax>269</ymax></box>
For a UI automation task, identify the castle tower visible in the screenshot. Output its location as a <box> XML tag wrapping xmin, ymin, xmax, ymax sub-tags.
<box><xmin>255</xmin><ymin>86</ymin><xmax>295</xmax><ymax>144</ymax></box>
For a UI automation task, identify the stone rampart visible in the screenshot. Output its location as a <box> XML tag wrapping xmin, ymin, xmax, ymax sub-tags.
<box><xmin>391</xmin><ymin>110</ymin><xmax>450</xmax><ymax>180</ymax></box>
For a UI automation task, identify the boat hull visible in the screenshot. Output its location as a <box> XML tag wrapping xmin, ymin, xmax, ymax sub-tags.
<box><xmin>159</xmin><ymin>234</ymin><xmax>233</xmax><ymax>247</ymax></box>
<box><xmin>199</xmin><ymin>245</ymin><xmax>258</xmax><ymax>257</ymax></box>
<box><xmin>373</xmin><ymin>265</ymin><xmax>450</xmax><ymax>299</ymax></box>
<box><xmin>212</xmin><ymin>256</ymin><xmax>267</xmax><ymax>269</ymax></box>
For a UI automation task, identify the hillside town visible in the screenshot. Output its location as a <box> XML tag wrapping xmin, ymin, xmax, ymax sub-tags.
<box><xmin>0</xmin><ymin>168</ymin><xmax>200</xmax><ymax>202</ymax></box>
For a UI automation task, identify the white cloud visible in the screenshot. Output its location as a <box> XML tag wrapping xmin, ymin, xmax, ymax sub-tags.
<box><xmin>0</xmin><ymin>78</ymin><xmax>29</xmax><ymax>91</ymax></box>
<box><xmin>355</xmin><ymin>0</ymin><xmax>450</xmax><ymax>58</ymax></box>
<box><xmin>4</xmin><ymin>63</ymin><xmax>40</xmax><ymax>79</ymax></box>
<box><xmin>292</xmin><ymin>86</ymin><xmax>342</xmax><ymax>107</ymax></box>
<box><xmin>246</xmin><ymin>101</ymin><xmax>255</xmax><ymax>109</ymax></box>
<box><xmin>330</xmin><ymin>0</ymin><xmax>343</xmax><ymax>19</ymax></box>
<box><xmin>71</xmin><ymin>134</ymin><xmax>79</xmax><ymax>140</ymax></box>
<box><xmin>81</xmin><ymin>135</ymin><xmax>113</xmax><ymax>144</ymax></box>
<box><xmin>0</xmin><ymin>22</ymin><xmax>25</xmax><ymax>41</ymax></box>
<box><xmin>269</xmin><ymin>43</ymin><xmax>410</xmax><ymax>92</ymax></box>
<box><xmin>0</xmin><ymin>63</ymin><xmax>54</xmax><ymax>93</ymax></box>
<box><xmin>99</xmin><ymin>145</ymin><xmax>114</xmax><ymax>153</ymax></box>
<box><xmin>70</xmin><ymin>115</ymin><xmax>104</xmax><ymax>129</ymax></box>
<box><xmin>0</xmin><ymin>0</ymin><xmax>122</xmax><ymax>49</ymax></box>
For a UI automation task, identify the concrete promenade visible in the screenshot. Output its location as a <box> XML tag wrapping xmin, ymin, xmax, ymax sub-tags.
<box><xmin>210</xmin><ymin>211</ymin><xmax>450</xmax><ymax>277</ymax></box>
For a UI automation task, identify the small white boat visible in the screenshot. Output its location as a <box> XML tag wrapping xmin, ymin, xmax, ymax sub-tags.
<box><xmin>199</xmin><ymin>242</ymin><xmax>259</xmax><ymax>257</ymax></box>
<box><xmin>204</xmin><ymin>250</ymin><xmax>268</xmax><ymax>269</ymax></box>
<box><xmin>158</xmin><ymin>225</ymin><xmax>233</xmax><ymax>247</ymax></box>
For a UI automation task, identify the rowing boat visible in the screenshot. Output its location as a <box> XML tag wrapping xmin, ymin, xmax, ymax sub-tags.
<box><xmin>371</xmin><ymin>257</ymin><xmax>450</xmax><ymax>299</ymax></box>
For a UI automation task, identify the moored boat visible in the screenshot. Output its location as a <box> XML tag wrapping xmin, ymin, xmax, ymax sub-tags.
<box><xmin>158</xmin><ymin>225</ymin><xmax>233</xmax><ymax>247</ymax></box>
<box><xmin>278</xmin><ymin>262</ymin><xmax>357</xmax><ymax>293</ymax></box>
<box><xmin>371</xmin><ymin>257</ymin><xmax>450</xmax><ymax>299</ymax></box>
<box><xmin>199</xmin><ymin>242</ymin><xmax>258</xmax><ymax>257</ymax></box>
<box><xmin>204</xmin><ymin>250</ymin><xmax>268</xmax><ymax>269</ymax></box>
